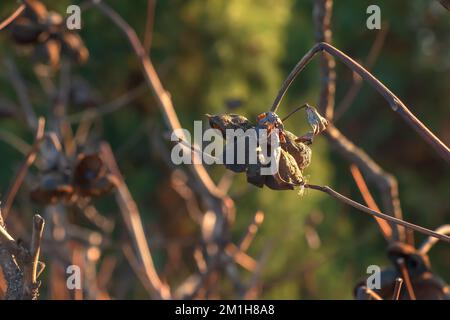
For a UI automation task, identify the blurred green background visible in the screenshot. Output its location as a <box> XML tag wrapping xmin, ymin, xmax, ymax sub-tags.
<box><xmin>0</xmin><ymin>0</ymin><xmax>449</xmax><ymax>299</ymax></box>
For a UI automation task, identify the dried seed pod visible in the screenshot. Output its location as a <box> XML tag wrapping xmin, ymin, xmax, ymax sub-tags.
<box><xmin>206</xmin><ymin>111</ymin><xmax>313</xmax><ymax>191</ymax></box>
<box><xmin>61</xmin><ymin>33</ymin><xmax>89</xmax><ymax>65</ymax></box>
<box><xmin>30</xmin><ymin>171</ymin><xmax>74</xmax><ymax>204</ymax></box>
<box><xmin>7</xmin><ymin>0</ymin><xmax>89</xmax><ymax>67</ymax></box>
<box><xmin>354</xmin><ymin>242</ymin><xmax>450</xmax><ymax>300</ymax></box>
<box><xmin>73</xmin><ymin>153</ymin><xmax>116</xmax><ymax>197</ymax></box>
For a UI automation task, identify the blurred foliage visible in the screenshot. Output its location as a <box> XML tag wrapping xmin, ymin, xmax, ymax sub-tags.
<box><xmin>0</xmin><ymin>0</ymin><xmax>448</xmax><ymax>299</ymax></box>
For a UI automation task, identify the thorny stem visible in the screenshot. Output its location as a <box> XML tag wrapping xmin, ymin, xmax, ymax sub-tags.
<box><xmin>271</xmin><ymin>42</ymin><xmax>450</xmax><ymax>163</ymax></box>
<box><xmin>303</xmin><ymin>184</ymin><xmax>450</xmax><ymax>244</ymax></box>
<box><xmin>1</xmin><ymin>117</ymin><xmax>45</xmax><ymax>221</ymax></box>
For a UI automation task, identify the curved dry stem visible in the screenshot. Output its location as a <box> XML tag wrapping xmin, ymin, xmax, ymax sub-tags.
<box><xmin>325</xmin><ymin>124</ymin><xmax>404</xmax><ymax>242</ymax></box>
<box><xmin>418</xmin><ymin>224</ymin><xmax>450</xmax><ymax>255</ymax></box>
<box><xmin>349</xmin><ymin>164</ymin><xmax>392</xmax><ymax>242</ymax></box>
<box><xmin>1</xmin><ymin>117</ymin><xmax>45</xmax><ymax>221</ymax></box>
<box><xmin>0</xmin><ymin>3</ymin><xmax>25</xmax><ymax>31</ymax></box>
<box><xmin>304</xmin><ymin>183</ymin><xmax>450</xmax><ymax>244</ymax></box>
<box><xmin>271</xmin><ymin>42</ymin><xmax>450</xmax><ymax>163</ymax></box>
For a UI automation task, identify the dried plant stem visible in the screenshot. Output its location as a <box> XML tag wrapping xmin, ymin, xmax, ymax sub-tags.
<box><xmin>0</xmin><ymin>3</ymin><xmax>25</xmax><ymax>31</ymax></box>
<box><xmin>356</xmin><ymin>286</ymin><xmax>383</xmax><ymax>300</ymax></box>
<box><xmin>68</xmin><ymin>83</ymin><xmax>148</xmax><ymax>123</ymax></box>
<box><xmin>1</xmin><ymin>117</ymin><xmax>45</xmax><ymax>221</ymax></box>
<box><xmin>22</xmin><ymin>215</ymin><xmax>45</xmax><ymax>299</ymax></box>
<box><xmin>325</xmin><ymin>124</ymin><xmax>404</xmax><ymax>241</ymax></box>
<box><xmin>4</xmin><ymin>57</ymin><xmax>38</xmax><ymax>130</ymax></box>
<box><xmin>397</xmin><ymin>258</ymin><xmax>416</xmax><ymax>300</ymax></box>
<box><xmin>100</xmin><ymin>142</ymin><xmax>170</xmax><ymax>299</ymax></box>
<box><xmin>392</xmin><ymin>277</ymin><xmax>403</xmax><ymax>300</ymax></box>
<box><xmin>271</xmin><ymin>42</ymin><xmax>450</xmax><ymax>163</ymax></box>
<box><xmin>143</xmin><ymin>0</ymin><xmax>156</xmax><ymax>54</ymax></box>
<box><xmin>91</xmin><ymin>1</ymin><xmax>225</xmax><ymax>199</ymax></box>
<box><xmin>349</xmin><ymin>164</ymin><xmax>392</xmax><ymax>241</ymax></box>
<box><xmin>418</xmin><ymin>224</ymin><xmax>450</xmax><ymax>255</ymax></box>
<box><xmin>313</xmin><ymin>0</ymin><xmax>335</xmax><ymax>120</ymax></box>
<box><xmin>334</xmin><ymin>25</ymin><xmax>389</xmax><ymax>120</ymax></box>
<box><xmin>303</xmin><ymin>184</ymin><xmax>450</xmax><ymax>244</ymax></box>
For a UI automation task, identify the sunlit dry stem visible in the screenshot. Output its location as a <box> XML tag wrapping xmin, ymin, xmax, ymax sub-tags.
<box><xmin>1</xmin><ymin>117</ymin><xmax>45</xmax><ymax>221</ymax></box>
<box><xmin>397</xmin><ymin>258</ymin><xmax>416</xmax><ymax>300</ymax></box>
<box><xmin>0</xmin><ymin>3</ymin><xmax>25</xmax><ymax>31</ymax></box>
<box><xmin>356</xmin><ymin>286</ymin><xmax>383</xmax><ymax>300</ymax></box>
<box><xmin>92</xmin><ymin>0</ymin><xmax>225</xmax><ymax>199</ymax></box>
<box><xmin>334</xmin><ymin>24</ymin><xmax>389</xmax><ymax>120</ymax></box>
<box><xmin>349</xmin><ymin>164</ymin><xmax>392</xmax><ymax>241</ymax></box>
<box><xmin>22</xmin><ymin>214</ymin><xmax>45</xmax><ymax>299</ymax></box>
<box><xmin>4</xmin><ymin>57</ymin><xmax>38</xmax><ymax>130</ymax></box>
<box><xmin>392</xmin><ymin>277</ymin><xmax>403</xmax><ymax>300</ymax></box>
<box><xmin>325</xmin><ymin>124</ymin><xmax>404</xmax><ymax>241</ymax></box>
<box><xmin>303</xmin><ymin>184</ymin><xmax>450</xmax><ymax>244</ymax></box>
<box><xmin>271</xmin><ymin>42</ymin><xmax>450</xmax><ymax>163</ymax></box>
<box><xmin>100</xmin><ymin>142</ymin><xmax>171</xmax><ymax>299</ymax></box>
<box><xmin>313</xmin><ymin>0</ymin><xmax>336</xmax><ymax>120</ymax></box>
<box><xmin>418</xmin><ymin>225</ymin><xmax>450</xmax><ymax>255</ymax></box>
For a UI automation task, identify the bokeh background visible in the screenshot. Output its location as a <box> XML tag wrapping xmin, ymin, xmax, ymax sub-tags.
<box><xmin>0</xmin><ymin>0</ymin><xmax>449</xmax><ymax>299</ymax></box>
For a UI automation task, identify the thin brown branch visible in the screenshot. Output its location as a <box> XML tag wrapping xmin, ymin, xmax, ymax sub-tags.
<box><xmin>271</xmin><ymin>42</ymin><xmax>450</xmax><ymax>163</ymax></box>
<box><xmin>67</xmin><ymin>83</ymin><xmax>148</xmax><ymax>123</ymax></box>
<box><xmin>418</xmin><ymin>224</ymin><xmax>450</xmax><ymax>255</ymax></box>
<box><xmin>397</xmin><ymin>257</ymin><xmax>416</xmax><ymax>300</ymax></box>
<box><xmin>334</xmin><ymin>25</ymin><xmax>389</xmax><ymax>120</ymax></box>
<box><xmin>4</xmin><ymin>57</ymin><xmax>38</xmax><ymax>130</ymax></box>
<box><xmin>239</xmin><ymin>211</ymin><xmax>264</xmax><ymax>252</ymax></box>
<box><xmin>1</xmin><ymin>117</ymin><xmax>45</xmax><ymax>221</ymax></box>
<box><xmin>304</xmin><ymin>183</ymin><xmax>450</xmax><ymax>244</ymax></box>
<box><xmin>325</xmin><ymin>124</ymin><xmax>404</xmax><ymax>241</ymax></box>
<box><xmin>439</xmin><ymin>0</ymin><xmax>450</xmax><ymax>10</ymax></box>
<box><xmin>99</xmin><ymin>142</ymin><xmax>171</xmax><ymax>299</ymax></box>
<box><xmin>313</xmin><ymin>0</ymin><xmax>335</xmax><ymax>120</ymax></box>
<box><xmin>22</xmin><ymin>214</ymin><xmax>45</xmax><ymax>300</ymax></box>
<box><xmin>143</xmin><ymin>0</ymin><xmax>156</xmax><ymax>54</ymax></box>
<box><xmin>0</xmin><ymin>3</ymin><xmax>25</xmax><ymax>31</ymax></box>
<box><xmin>392</xmin><ymin>277</ymin><xmax>403</xmax><ymax>300</ymax></box>
<box><xmin>356</xmin><ymin>286</ymin><xmax>383</xmax><ymax>300</ymax></box>
<box><xmin>91</xmin><ymin>0</ymin><xmax>225</xmax><ymax>199</ymax></box>
<box><xmin>349</xmin><ymin>164</ymin><xmax>392</xmax><ymax>241</ymax></box>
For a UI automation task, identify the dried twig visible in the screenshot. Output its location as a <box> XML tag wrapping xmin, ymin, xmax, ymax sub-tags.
<box><xmin>392</xmin><ymin>277</ymin><xmax>403</xmax><ymax>300</ymax></box>
<box><xmin>143</xmin><ymin>0</ymin><xmax>156</xmax><ymax>54</ymax></box>
<box><xmin>67</xmin><ymin>83</ymin><xmax>148</xmax><ymax>123</ymax></box>
<box><xmin>4</xmin><ymin>57</ymin><xmax>38</xmax><ymax>130</ymax></box>
<box><xmin>418</xmin><ymin>224</ymin><xmax>450</xmax><ymax>255</ymax></box>
<box><xmin>303</xmin><ymin>184</ymin><xmax>450</xmax><ymax>243</ymax></box>
<box><xmin>349</xmin><ymin>164</ymin><xmax>392</xmax><ymax>241</ymax></box>
<box><xmin>396</xmin><ymin>257</ymin><xmax>416</xmax><ymax>300</ymax></box>
<box><xmin>1</xmin><ymin>117</ymin><xmax>45</xmax><ymax>221</ymax></box>
<box><xmin>22</xmin><ymin>215</ymin><xmax>45</xmax><ymax>300</ymax></box>
<box><xmin>313</xmin><ymin>0</ymin><xmax>335</xmax><ymax>120</ymax></box>
<box><xmin>356</xmin><ymin>286</ymin><xmax>383</xmax><ymax>300</ymax></box>
<box><xmin>325</xmin><ymin>124</ymin><xmax>404</xmax><ymax>241</ymax></box>
<box><xmin>334</xmin><ymin>25</ymin><xmax>389</xmax><ymax>120</ymax></box>
<box><xmin>271</xmin><ymin>42</ymin><xmax>450</xmax><ymax>163</ymax></box>
<box><xmin>100</xmin><ymin>142</ymin><xmax>170</xmax><ymax>299</ymax></box>
<box><xmin>0</xmin><ymin>3</ymin><xmax>25</xmax><ymax>31</ymax></box>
